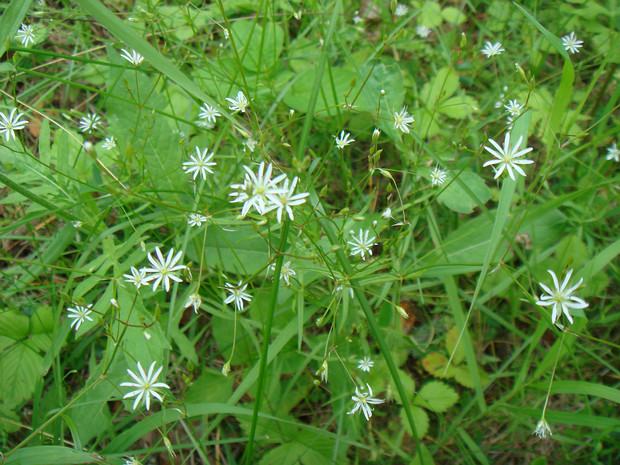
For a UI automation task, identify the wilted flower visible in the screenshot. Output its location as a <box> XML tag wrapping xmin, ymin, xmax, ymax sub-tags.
<box><xmin>561</xmin><ymin>31</ymin><xmax>583</xmax><ymax>54</ymax></box>
<box><xmin>243</xmin><ymin>137</ymin><xmax>257</xmax><ymax>153</ymax></box>
<box><xmin>393</xmin><ymin>106</ymin><xmax>414</xmax><ymax>133</ymax></box>
<box><xmin>605</xmin><ymin>142</ymin><xmax>619</xmax><ymax>162</ymax></box>
<box><xmin>481</xmin><ymin>41</ymin><xmax>505</xmax><ymax>58</ymax></box>
<box><xmin>270</xmin><ymin>260</ymin><xmax>296</xmax><ymax>285</ymax></box>
<box><xmin>120</xmin><ymin>361</ymin><xmax>170</xmax><ymax>410</ymax></box>
<box><xmin>536</xmin><ymin>269</ymin><xmax>588</xmax><ymax>325</ymax></box>
<box><xmin>533</xmin><ymin>418</ymin><xmax>552</xmax><ymax>439</ymax></box>
<box><xmin>347</xmin><ymin>384</ymin><xmax>385</xmax><ymax>421</ymax></box>
<box><xmin>184</xmin><ymin>293</ymin><xmax>202</xmax><ymax>313</ymax></box>
<box><xmin>381</xmin><ymin>207</ymin><xmax>393</xmax><ymax>219</ymax></box>
<box><xmin>483</xmin><ymin>132</ymin><xmax>534</xmax><ymax>181</ymax></box>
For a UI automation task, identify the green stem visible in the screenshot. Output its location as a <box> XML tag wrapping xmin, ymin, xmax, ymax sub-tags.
<box><xmin>244</xmin><ymin>220</ymin><xmax>290</xmax><ymax>464</ymax></box>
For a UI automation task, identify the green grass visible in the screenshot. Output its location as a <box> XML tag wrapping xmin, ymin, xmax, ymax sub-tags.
<box><xmin>1</xmin><ymin>1</ymin><xmax>619</xmax><ymax>464</ymax></box>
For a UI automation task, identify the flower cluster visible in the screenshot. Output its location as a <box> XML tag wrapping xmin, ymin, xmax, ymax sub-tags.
<box><xmin>229</xmin><ymin>161</ymin><xmax>308</xmax><ymax>222</ymax></box>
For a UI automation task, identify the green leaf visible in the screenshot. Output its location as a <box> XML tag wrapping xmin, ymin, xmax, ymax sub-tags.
<box><xmin>414</xmin><ymin>381</ymin><xmax>459</xmax><ymax>413</ymax></box>
<box><xmin>0</xmin><ymin>337</ymin><xmax>43</xmax><ymax>409</ymax></box>
<box><xmin>418</xmin><ymin>1</ymin><xmax>442</xmax><ymax>27</ymax></box>
<box><xmin>422</xmin><ymin>352</ymin><xmax>454</xmax><ymax>379</ymax></box>
<box><xmin>442</xmin><ymin>7</ymin><xmax>466</xmax><ymax>24</ymax></box>
<box><xmin>0</xmin><ymin>0</ymin><xmax>33</xmax><ymax>57</ymax></box>
<box><xmin>185</xmin><ymin>369</ymin><xmax>234</xmax><ymax>404</ymax></box>
<box><xmin>534</xmin><ymin>380</ymin><xmax>620</xmax><ymax>404</ymax></box>
<box><xmin>412</xmin><ymin>443</ymin><xmax>436</xmax><ymax>465</ymax></box>
<box><xmin>401</xmin><ymin>405</ymin><xmax>429</xmax><ymax>438</ymax></box>
<box><xmin>388</xmin><ymin>368</ymin><xmax>416</xmax><ymax>404</ymax></box>
<box><xmin>445</xmin><ymin>326</ymin><xmax>465</xmax><ymax>366</ymax></box>
<box><xmin>437</xmin><ymin>171</ymin><xmax>491</xmax><ymax>214</ymax></box>
<box><xmin>231</xmin><ymin>20</ymin><xmax>284</xmax><ymax>73</ymax></box>
<box><xmin>4</xmin><ymin>446</ymin><xmax>105</xmax><ymax>465</ymax></box>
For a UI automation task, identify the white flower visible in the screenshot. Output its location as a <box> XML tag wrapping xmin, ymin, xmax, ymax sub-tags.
<box><xmin>393</xmin><ymin>106</ymin><xmax>414</xmax><ymax>133</ymax></box>
<box><xmin>143</xmin><ymin>247</ymin><xmax>186</xmax><ymax>292</ymax></box>
<box><xmin>120</xmin><ymin>361</ymin><xmax>170</xmax><ymax>410</ymax></box>
<box><xmin>347</xmin><ymin>384</ymin><xmax>385</xmax><ymax>421</ymax></box>
<box><xmin>347</xmin><ymin>229</ymin><xmax>377</xmax><ymax>260</ymax></box>
<box><xmin>224</xmin><ymin>281</ymin><xmax>252</xmax><ymax>312</ymax></box>
<box><xmin>318</xmin><ymin>360</ymin><xmax>329</xmax><ymax>383</ymax></box>
<box><xmin>66</xmin><ymin>304</ymin><xmax>94</xmax><ymax>331</ymax></box>
<box><xmin>15</xmin><ymin>23</ymin><xmax>36</xmax><ymax>47</ymax></box>
<box><xmin>264</xmin><ymin>176</ymin><xmax>309</xmax><ymax>223</ymax></box>
<box><xmin>561</xmin><ymin>31</ymin><xmax>583</xmax><ymax>54</ymax></box>
<box><xmin>243</xmin><ymin>137</ymin><xmax>257</xmax><ymax>153</ymax></box>
<box><xmin>381</xmin><ymin>207</ymin><xmax>392</xmax><ymax>220</ymax></box>
<box><xmin>483</xmin><ymin>132</ymin><xmax>534</xmax><ymax>181</ymax></box>
<box><xmin>123</xmin><ymin>266</ymin><xmax>149</xmax><ymax>289</ymax></box>
<box><xmin>504</xmin><ymin>99</ymin><xmax>523</xmax><ymax>116</ymax></box>
<box><xmin>226</xmin><ymin>91</ymin><xmax>249</xmax><ymax>113</ymax></box>
<box><xmin>416</xmin><ymin>25</ymin><xmax>431</xmax><ymax>38</ymax></box>
<box><xmin>605</xmin><ymin>142</ymin><xmax>619</xmax><ymax>162</ymax></box>
<box><xmin>187</xmin><ymin>213</ymin><xmax>209</xmax><ymax>227</ymax></box>
<box><xmin>229</xmin><ymin>162</ymin><xmax>286</xmax><ymax>217</ymax></box>
<box><xmin>430</xmin><ymin>166</ymin><xmax>448</xmax><ymax>186</ymax></box>
<box><xmin>0</xmin><ymin>108</ymin><xmax>28</xmax><ymax>141</ymax></box>
<box><xmin>536</xmin><ymin>269</ymin><xmax>588</xmax><ymax>325</ymax></box>
<box><xmin>182</xmin><ymin>146</ymin><xmax>216</xmax><ymax>180</ymax></box>
<box><xmin>481</xmin><ymin>41</ymin><xmax>505</xmax><ymax>58</ymax></box>
<box><xmin>184</xmin><ymin>293</ymin><xmax>202</xmax><ymax>313</ymax></box>
<box><xmin>352</xmin><ymin>10</ymin><xmax>363</xmax><ymax>24</ymax></box>
<box><xmin>533</xmin><ymin>418</ymin><xmax>553</xmax><ymax>439</ymax></box>
<box><xmin>71</xmin><ymin>220</ymin><xmax>83</xmax><ymax>228</ymax></box>
<box><xmin>124</xmin><ymin>457</ymin><xmax>142</xmax><ymax>465</ymax></box>
<box><xmin>334</xmin><ymin>131</ymin><xmax>355</xmax><ymax>149</ymax></box>
<box><xmin>357</xmin><ymin>357</ymin><xmax>374</xmax><ymax>372</ymax></box>
<box><xmin>120</xmin><ymin>48</ymin><xmax>144</xmax><ymax>66</ymax></box>
<box><xmin>198</xmin><ymin>103</ymin><xmax>221</xmax><ymax>124</ymax></box>
<box><xmin>102</xmin><ymin>136</ymin><xmax>116</xmax><ymax>150</ymax></box>
<box><xmin>372</xmin><ymin>128</ymin><xmax>381</xmax><ymax>141</ymax></box>
<box><xmin>394</xmin><ymin>4</ymin><xmax>408</xmax><ymax>16</ymax></box>
<box><xmin>271</xmin><ymin>260</ymin><xmax>296</xmax><ymax>285</ymax></box>
<box><xmin>78</xmin><ymin>113</ymin><xmax>102</xmax><ymax>133</ymax></box>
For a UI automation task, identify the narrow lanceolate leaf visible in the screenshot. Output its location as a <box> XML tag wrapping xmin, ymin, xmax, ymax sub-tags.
<box><xmin>4</xmin><ymin>446</ymin><xmax>106</xmax><ymax>465</ymax></box>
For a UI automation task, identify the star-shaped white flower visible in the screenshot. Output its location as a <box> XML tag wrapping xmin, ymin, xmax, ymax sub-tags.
<box><xmin>381</xmin><ymin>207</ymin><xmax>393</xmax><ymax>220</ymax></box>
<box><xmin>605</xmin><ymin>142</ymin><xmax>619</xmax><ymax>162</ymax></box>
<box><xmin>357</xmin><ymin>357</ymin><xmax>374</xmax><ymax>372</ymax></box>
<box><xmin>123</xmin><ymin>266</ymin><xmax>149</xmax><ymax>289</ymax></box>
<box><xmin>394</xmin><ymin>4</ymin><xmax>408</xmax><ymax>16</ymax></box>
<box><xmin>187</xmin><ymin>213</ymin><xmax>210</xmax><ymax>227</ymax></box>
<box><xmin>0</xmin><ymin>108</ymin><xmax>28</xmax><ymax>141</ymax></box>
<box><xmin>120</xmin><ymin>48</ymin><xmax>144</xmax><ymax>66</ymax></box>
<box><xmin>243</xmin><ymin>137</ymin><xmax>257</xmax><ymax>153</ymax></box>
<box><xmin>102</xmin><ymin>136</ymin><xmax>116</xmax><ymax>150</ymax></box>
<box><xmin>536</xmin><ymin>269</ymin><xmax>588</xmax><ymax>325</ymax></box>
<box><xmin>430</xmin><ymin>166</ymin><xmax>448</xmax><ymax>186</ymax></box>
<box><xmin>347</xmin><ymin>229</ymin><xmax>377</xmax><ymax>260</ymax></box>
<box><xmin>226</xmin><ymin>91</ymin><xmax>249</xmax><ymax>113</ymax></box>
<box><xmin>66</xmin><ymin>304</ymin><xmax>94</xmax><ymax>331</ymax></box>
<box><xmin>184</xmin><ymin>293</ymin><xmax>202</xmax><ymax>313</ymax></box>
<box><xmin>334</xmin><ymin>131</ymin><xmax>354</xmax><ymax>149</ymax></box>
<box><xmin>483</xmin><ymin>132</ymin><xmax>534</xmax><ymax>180</ymax></box>
<box><xmin>224</xmin><ymin>281</ymin><xmax>252</xmax><ymax>312</ymax></box>
<box><xmin>78</xmin><ymin>113</ymin><xmax>102</xmax><ymax>133</ymax></box>
<box><xmin>561</xmin><ymin>31</ymin><xmax>583</xmax><ymax>54</ymax></box>
<box><xmin>270</xmin><ymin>260</ymin><xmax>296</xmax><ymax>285</ymax></box>
<box><xmin>229</xmin><ymin>162</ymin><xmax>286</xmax><ymax>217</ymax></box>
<box><xmin>504</xmin><ymin>99</ymin><xmax>523</xmax><ymax>116</ymax></box>
<box><xmin>15</xmin><ymin>23</ymin><xmax>35</xmax><ymax>47</ymax></box>
<box><xmin>182</xmin><ymin>146</ymin><xmax>216</xmax><ymax>180</ymax></box>
<box><xmin>264</xmin><ymin>176</ymin><xmax>309</xmax><ymax>223</ymax></box>
<box><xmin>393</xmin><ymin>106</ymin><xmax>414</xmax><ymax>133</ymax></box>
<box><xmin>347</xmin><ymin>384</ymin><xmax>385</xmax><ymax>421</ymax></box>
<box><xmin>143</xmin><ymin>247</ymin><xmax>186</xmax><ymax>292</ymax></box>
<box><xmin>198</xmin><ymin>103</ymin><xmax>221</xmax><ymax>124</ymax></box>
<box><xmin>120</xmin><ymin>361</ymin><xmax>170</xmax><ymax>410</ymax></box>
<box><xmin>416</xmin><ymin>25</ymin><xmax>431</xmax><ymax>38</ymax></box>
<box><xmin>481</xmin><ymin>41</ymin><xmax>505</xmax><ymax>58</ymax></box>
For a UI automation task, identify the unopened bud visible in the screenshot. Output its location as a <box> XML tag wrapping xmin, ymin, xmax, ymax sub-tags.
<box><xmin>222</xmin><ymin>360</ymin><xmax>231</xmax><ymax>377</ymax></box>
<box><xmin>372</xmin><ymin>128</ymin><xmax>381</xmax><ymax>142</ymax></box>
<box><xmin>396</xmin><ymin>305</ymin><xmax>409</xmax><ymax>319</ymax></box>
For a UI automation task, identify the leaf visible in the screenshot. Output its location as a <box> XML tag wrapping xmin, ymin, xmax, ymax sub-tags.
<box><xmin>185</xmin><ymin>369</ymin><xmax>234</xmax><ymax>404</ymax></box>
<box><xmin>4</xmin><ymin>446</ymin><xmax>105</xmax><ymax>465</ymax></box>
<box><xmin>0</xmin><ymin>337</ymin><xmax>43</xmax><ymax>409</ymax></box>
<box><xmin>422</xmin><ymin>352</ymin><xmax>454</xmax><ymax>379</ymax></box>
<box><xmin>0</xmin><ymin>0</ymin><xmax>33</xmax><ymax>57</ymax></box>
<box><xmin>412</xmin><ymin>443</ymin><xmax>436</xmax><ymax>465</ymax></box>
<box><xmin>445</xmin><ymin>326</ymin><xmax>465</xmax><ymax>366</ymax></box>
<box><xmin>418</xmin><ymin>2</ymin><xmax>442</xmax><ymax>27</ymax></box>
<box><xmin>388</xmin><ymin>368</ymin><xmax>416</xmax><ymax>404</ymax></box>
<box><xmin>231</xmin><ymin>20</ymin><xmax>284</xmax><ymax>73</ymax></box>
<box><xmin>442</xmin><ymin>7</ymin><xmax>466</xmax><ymax>24</ymax></box>
<box><xmin>401</xmin><ymin>405</ymin><xmax>429</xmax><ymax>438</ymax></box>
<box><xmin>414</xmin><ymin>381</ymin><xmax>459</xmax><ymax>413</ymax></box>
<box><xmin>437</xmin><ymin>171</ymin><xmax>491</xmax><ymax>214</ymax></box>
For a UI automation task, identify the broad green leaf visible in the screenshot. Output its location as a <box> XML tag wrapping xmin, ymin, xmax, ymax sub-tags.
<box><xmin>445</xmin><ymin>326</ymin><xmax>465</xmax><ymax>366</ymax></box>
<box><xmin>185</xmin><ymin>369</ymin><xmax>234</xmax><ymax>404</ymax></box>
<box><xmin>4</xmin><ymin>446</ymin><xmax>105</xmax><ymax>465</ymax></box>
<box><xmin>401</xmin><ymin>405</ymin><xmax>429</xmax><ymax>438</ymax></box>
<box><xmin>0</xmin><ymin>337</ymin><xmax>42</xmax><ymax>409</ymax></box>
<box><xmin>414</xmin><ymin>381</ymin><xmax>459</xmax><ymax>413</ymax></box>
<box><xmin>442</xmin><ymin>7</ymin><xmax>466</xmax><ymax>24</ymax></box>
<box><xmin>418</xmin><ymin>1</ymin><xmax>442</xmax><ymax>27</ymax></box>
<box><xmin>231</xmin><ymin>20</ymin><xmax>284</xmax><ymax>73</ymax></box>
<box><xmin>412</xmin><ymin>443</ymin><xmax>436</xmax><ymax>465</ymax></box>
<box><xmin>421</xmin><ymin>352</ymin><xmax>454</xmax><ymax>379</ymax></box>
<box><xmin>388</xmin><ymin>368</ymin><xmax>416</xmax><ymax>404</ymax></box>
<box><xmin>437</xmin><ymin>171</ymin><xmax>491</xmax><ymax>214</ymax></box>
